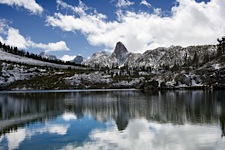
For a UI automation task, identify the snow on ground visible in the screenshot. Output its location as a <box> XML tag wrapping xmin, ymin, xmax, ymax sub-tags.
<box><xmin>64</xmin><ymin>72</ymin><xmax>143</xmax><ymax>88</ymax></box>
<box><xmin>0</xmin><ymin>62</ymin><xmax>48</xmax><ymax>86</ymax></box>
<box><xmin>65</xmin><ymin>72</ymin><xmax>113</xmax><ymax>85</ymax></box>
<box><xmin>0</xmin><ymin>49</ymin><xmax>85</xmax><ymax>69</ymax></box>
<box><xmin>212</xmin><ymin>64</ymin><xmax>220</xmax><ymax>70</ymax></box>
<box><xmin>112</xmin><ymin>78</ymin><xmax>141</xmax><ymax>87</ymax></box>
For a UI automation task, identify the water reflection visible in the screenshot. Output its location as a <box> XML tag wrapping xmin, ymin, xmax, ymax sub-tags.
<box><xmin>0</xmin><ymin>90</ymin><xmax>225</xmax><ymax>150</ymax></box>
<box><xmin>69</xmin><ymin>119</ymin><xmax>225</xmax><ymax>150</ymax></box>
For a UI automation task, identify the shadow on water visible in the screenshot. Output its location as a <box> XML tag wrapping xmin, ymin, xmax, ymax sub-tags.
<box><xmin>1</xmin><ymin>90</ymin><xmax>225</xmax><ymax>136</ymax></box>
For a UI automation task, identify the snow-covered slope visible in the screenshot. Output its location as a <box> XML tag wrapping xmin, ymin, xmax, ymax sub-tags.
<box><xmin>134</xmin><ymin>47</ymin><xmax>167</xmax><ymax>67</ymax></box>
<box><xmin>0</xmin><ymin>49</ymin><xmax>84</xmax><ymax>69</ymax></box>
<box><xmin>83</xmin><ymin>51</ymin><xmax>111</xmax><ymax>67</ymax></box>
<box><xmin>157</xmin><ymin>45</ymin><xmax>216</xmax><ymax>67</ymax></box>
<box><xmin>0</xmin><ymin>62</ymin><xmax>47</xmax><ymax>87</ymax></box>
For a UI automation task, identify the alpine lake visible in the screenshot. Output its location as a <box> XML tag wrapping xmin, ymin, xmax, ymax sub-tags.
<box><xmin>0</xmin><ymin>89</ymin><xmax>225</xmax><ymax>150</ymax></box>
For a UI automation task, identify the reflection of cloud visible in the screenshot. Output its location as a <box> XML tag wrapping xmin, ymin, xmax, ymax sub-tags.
<box><xmin>48</xmin><ymin>124</ymin><xmax>70</xmax><ymax>135</ymax></box>
<box><xmin>61</xmin><ymin>119</ymin><xmax>225</xmax><ymax>150</ymax></box>
<box><xmin>29</xmin><ymin>124</ymin><xmax>70</xmax><ymax>135</ymax></box>
<box><xmin>62</xmin><ymin>112</ymin><xmax>77</xmax><ymax>121</ymax></box>
<box><xmin>6</xmin><ymin>128</ymin><xmax>26</xmax><ymax>150</ymax></box>
<box><xmin>1</xmin><ymin>123</ymin><xmax>70</xmax><ymax>150</ymax></box>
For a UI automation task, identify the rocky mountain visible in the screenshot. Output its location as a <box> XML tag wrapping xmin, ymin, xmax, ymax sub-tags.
<box><xmin>1</xmin><ymin>39</ymin><xmax>224</xmax><ymax>90</ymax></box>
<box><xmin>136</xmin><ymin>45</ymin><xmax>217</xmax><ymax>68</ymax></box>
<box><xmin>83</xmin><ymin>42</ymin><xmax>139</xmax><ymax>68</ymax></box>
<box><xmin>83</xmin><ymin>41</ymin><xmax>217</xmax><ymax>69</ymax></box>
<box><xmin>39</xmin><ymin>52</ymin><xmax>57</xmax><ymax>61</ymax></box>
<box><xmin>110</xmin><ymin>41</ymin><xmax>130</xmax><ymax>66</ymax></box>
<box><xmin>72</xmin><ymin>55</ymin><xmax>84</xmax><ymax>65</ymax></box>
<box><xmin>84</xmin><ymin>51</ymin><xmax>111</xmax><ymax>67</ymax></box>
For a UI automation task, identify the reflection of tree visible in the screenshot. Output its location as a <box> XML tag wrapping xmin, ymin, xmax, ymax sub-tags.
<box><xmin>1</xmin><ymin>90</ymin><xmax>225</xmax><ymax>135</ymax></box>
<box><xmin>220</xmin><ymin>116</ymin><xmax>225</xmax><ymax>137</ymax></box>
<box><xmin>115</xmin><ymin>100</ymin><xmax>129</xmax><ymax>131</ymax></box>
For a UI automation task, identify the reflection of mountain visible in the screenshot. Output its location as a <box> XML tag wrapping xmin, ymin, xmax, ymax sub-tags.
<box><xmin>1</xmin><ymin>90</ymin><xmax>225</xmax><ymax>135</ymax></box>
<box><xmin>0</xmin><ymin>92</ymin><xmax>65</xmax><ymax>135</ymax></box>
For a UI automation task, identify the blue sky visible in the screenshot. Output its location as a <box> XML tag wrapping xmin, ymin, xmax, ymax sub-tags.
<box><xmin>0</xmin><ymin>0</ymin><xmax>224</xmax><ymax>61</ymax></box>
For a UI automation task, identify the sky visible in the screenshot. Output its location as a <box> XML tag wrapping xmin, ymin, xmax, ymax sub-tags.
<box><xmin>0</xmin><ymin>0</ymin><xmax>224</xmax><ymax>61</ymax></box>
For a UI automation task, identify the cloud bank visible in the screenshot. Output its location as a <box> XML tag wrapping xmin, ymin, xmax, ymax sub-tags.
<box><xmin>0</xmin><ymin>0</ymin><xmax>43</xmax><ymax>14</ymax></box>
<box><xmin>0</xmin><ymin>24</ymin><xmax>69</xmax><ymax>53</ymax></box>
<box><xmin>47</xmin><ymin>0</ymin><xmax>225</xmax><ymax>53</ymax></box>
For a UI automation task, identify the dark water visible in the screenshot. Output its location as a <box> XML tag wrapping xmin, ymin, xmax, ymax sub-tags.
<box><xmin>0</xmin><ymin>90</ymin><xmax>225</xmax><ymax>150</ymax></box>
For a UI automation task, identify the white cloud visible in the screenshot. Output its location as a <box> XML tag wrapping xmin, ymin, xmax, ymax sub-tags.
<box><xmin>6</xmin><ymin>28</ymin><xmax>28</xmax><ymax>49</ymax></box>
<box><xmin>0</xmin><ymin>26</ymin><xmax>69</xmax><ymax>52</ymax></box>
<box><xmin>0</xmin><ymin>20</ymin><xmax>7</xmax><ymax>33</ymax></box>
<box><xmin>46</xmin><ymin>0</ymin><xmax>225</xmax><ymax>53</ymax></box>
<box><xmin>116</xmin><ymin>0</ymin><xmax>135</xmax><ymax>8</ymax></box>
<box><xmin>57</xmin><ymin>0</ymin><xmax>87</xmax><ymax>15</ymax></box>
<box><xmin>61</xmin><ymin>55</ymin><xmax>76</xmax><ymax>61</ymax></box>
<box><xmin>30</xmin><ymin>41</ymin><xmax>69</xmax><ymax>52</ymax></box>
<box><xmin>140</xmin><ymin>0</ymin><xmax>151</xmax><ymax>8</ymax></box>
<box><xmin>0</xmin><ymin>0</ymin><xmax>43</xmax><ymax>14</ymax></box>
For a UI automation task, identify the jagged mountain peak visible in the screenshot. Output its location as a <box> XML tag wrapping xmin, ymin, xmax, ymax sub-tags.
<box><xmin>111</xmin><ymin>41</ymin><xmax>129</xmax><ymax>58</ymax></box>
<box><xmin>110</xmin><ymin>41</ymin><xmax>130</xmax><ymax>66</ymax></box>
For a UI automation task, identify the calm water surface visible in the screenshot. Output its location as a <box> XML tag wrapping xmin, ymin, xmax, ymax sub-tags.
<box><xmin>0</xmin><ymin>90</ymin><xmax>225</xmax><ymax>150</ymax></box>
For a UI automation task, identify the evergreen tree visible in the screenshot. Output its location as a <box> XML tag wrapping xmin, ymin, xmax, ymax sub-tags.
<box><xmin>217</xmin><ymin>36</ymin><xmax>225</xmax><ymax>56</ymax></box>
<box><xmin>192</xmin><ymin>51</ymin><xmax>199</xmax><ymax>68</ymax></box>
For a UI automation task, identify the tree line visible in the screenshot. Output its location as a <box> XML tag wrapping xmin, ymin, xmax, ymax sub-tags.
<box><xmin>0</xmin><ymin>41</ymin><xmax>87</xmax><ymax>68</ymax></box>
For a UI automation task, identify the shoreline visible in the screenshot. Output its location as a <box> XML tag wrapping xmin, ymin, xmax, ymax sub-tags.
<box><xmin>0</xmin><ymin>88</ymin><xmax>139</xmax><ymax>93</ymax></box>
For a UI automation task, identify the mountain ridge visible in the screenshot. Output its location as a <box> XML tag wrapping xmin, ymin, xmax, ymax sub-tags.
<box><xmin>83</xmin><ymin>41</ymin><xmax>217</xmax><ymax>69</ymax></box>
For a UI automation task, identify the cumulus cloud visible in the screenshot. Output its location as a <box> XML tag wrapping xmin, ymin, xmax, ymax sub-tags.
<box><xmin>46</xmin><ymin>0</ymin><xmax>225</xmax><ymax>53</ymax></box>
<box><xmin>0</xmin><ymin>0</ymin><xmax>43</xmax><ymax>14</ymax></box>
<box><xmin>140</xmin><ymin>0</ymin><xmax>151</xmax><ymax>8</ymax></box>
<box><xmin>5</xmin><ymin>28</ymin><xmax>28</xmax><ymax>49</ymax></box>
<box><xmin>30</xmin><ymin>41</ymin><xmax>69</xmax><ymax>52</ymax></box>
<box><xmin>0</xmin><ymin>26</ymin><xmax>69</xmax><ymax>52</ymax></box>
<box><xmin>61</xmin><ymin>55</ymin><xmax>76</xmax><ymax>61</ymax></box>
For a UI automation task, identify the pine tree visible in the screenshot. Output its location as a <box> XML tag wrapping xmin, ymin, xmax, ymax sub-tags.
<box><xmin>217</xmin><ymin>36</ymin><xmax>225</xmax><ymax>56</ymax></box>
<box><xmin>192</xmin><ymin>51</ymin><xmax>199</xmax><ymax>68</ymax></box>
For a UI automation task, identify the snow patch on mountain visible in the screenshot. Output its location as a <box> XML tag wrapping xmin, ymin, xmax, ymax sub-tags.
<box><xmin>83</xmin><ymin>42</ymin><xmax>217</xmax><ymax>69</ymax></box>
<box><xmin>0</xmin><ymin>62</ymin><xmax>47</xmax><ymax>87</ymax></box>
<box><xmin>83</xmin><ymin>51</ymin><xmax>111</xmax><ymax>67</ymax></box>
<box><xmin>0</xmin><ymin>48</ymin><xmax>84</xmax><ymax>69</ymax></box>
